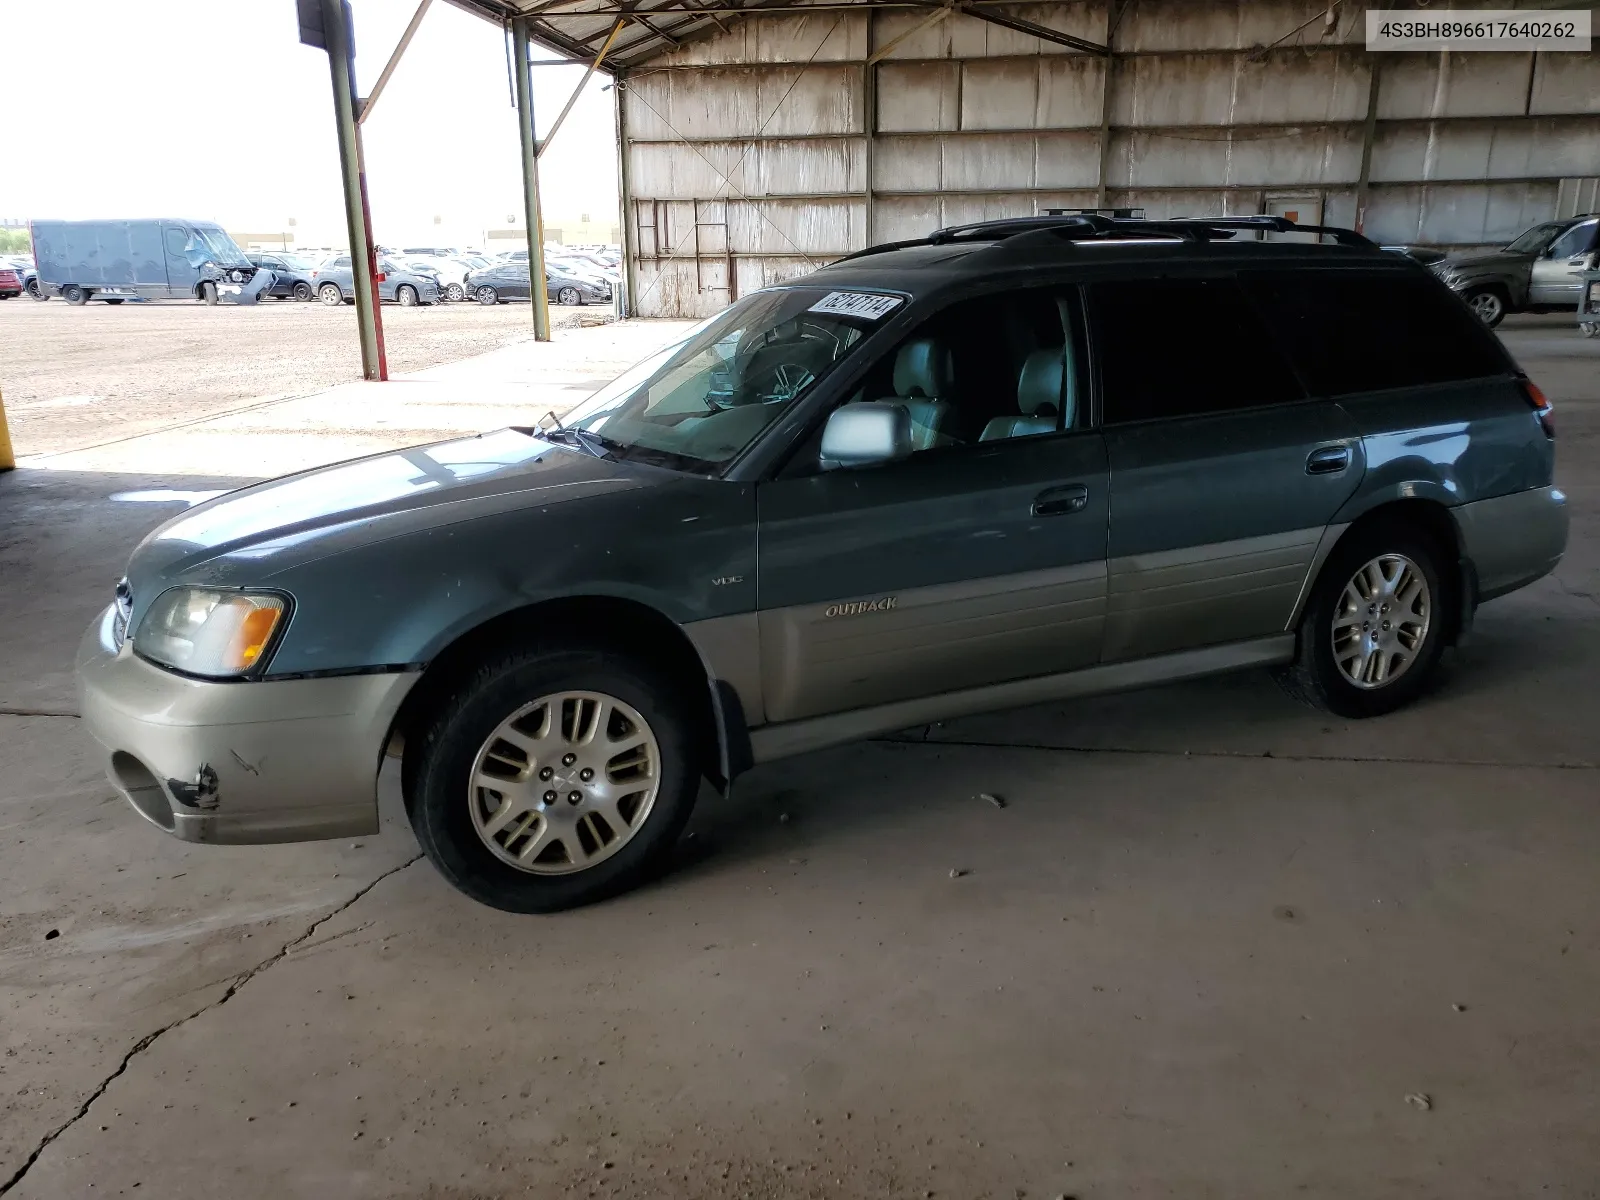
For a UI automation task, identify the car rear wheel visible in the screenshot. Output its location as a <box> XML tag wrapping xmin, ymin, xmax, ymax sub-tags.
<box><xmin>1464</xmin><ymin>286</ymin><xmax>1506</xmax><ymax>327</ymax></box>
<box><xmin>292</xmin><ymin>281</ymin><xmax>314</xmax><ymax>302</ymax></box>
<box><xmin>62</xmin><ymin>285</ymin><xmax>87</xmax><ymax>306</ymax></box>
<box><xmin>317</xmin><ymin>283</ymin><xmax>343</xmax><ymax>306</ymax></box>
<box><xmin>445</xmin><ymin>283</ymin><xmax>465</xmax><ymax>302</ymax></box>
<box><xmin>405</xmin><ymin>644</ymin><xmax>701</xmax><ymax>913</ymax></box>
<box><xmin>475</xmin><ymin>285</ymin><xmax>498</xmax><ymax>306</ymax></box>
<box><xmin>396</xmin><ymin>284</ymin><xmax>419</xmax><ymax>307</ymax></box>
<box><xmin>557</xmin><ymin>286</ymin><xmax>581</xmax><ymax>307</ymax></box>
<box><xmin>1278</xmin><ymin>520</ymin><xmax>1450</xmax><ymax>718</ymax></box>
<box><xmin>1580</xmin><ymin>321</ymin><xmax>1600</xmax><ymax>339</ymax></box>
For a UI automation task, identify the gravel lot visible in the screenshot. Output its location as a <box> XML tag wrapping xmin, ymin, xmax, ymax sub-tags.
<box><xmin>0</xmin><ymin>296</ymin><xmax>591</xmax><ymax>458</ymax></box>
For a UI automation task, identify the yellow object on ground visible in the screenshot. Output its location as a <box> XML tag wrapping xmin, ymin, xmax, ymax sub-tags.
<box><xmin>0</xmin><ymin>387</ymin><xmax>14</xmax><ymax>471</ymax></box>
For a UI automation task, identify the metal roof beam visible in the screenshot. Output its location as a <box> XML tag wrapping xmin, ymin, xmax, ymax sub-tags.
<box><xmin>942</xmin><ymin>2</ymin><xmax>1107</xmax><ymax>55</ymax></box>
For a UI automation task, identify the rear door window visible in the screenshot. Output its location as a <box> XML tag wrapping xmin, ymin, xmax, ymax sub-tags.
<box><xmin>1089</xmin><ymin>277</ymin><xmax>1305</xmax><ymax>424</ymax></box>
<box><xmin>1240</xmin><ymin>269</ymin><xmax>1511</xmax><ymax>395</ymax></box>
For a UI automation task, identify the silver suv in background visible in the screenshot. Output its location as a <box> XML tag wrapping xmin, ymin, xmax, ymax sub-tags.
<box><xmin>1431</xmin><ymin>215</ymin><xmax>1600</xmax><ymax>326</ymax></box>
<box><xmin>311</xmin><ymin>254</ymin><xmax>442</xmax><ymax>306</ymax></box>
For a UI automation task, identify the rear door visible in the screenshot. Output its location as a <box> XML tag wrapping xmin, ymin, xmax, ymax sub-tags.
<box><xmin>1529</xmin><ymin>218</ymin><xmax>1597</xmax><ymax>306</ymax></box>
<box><xmin>1090</xmin><ymin>275</ymin><xmax>1362</xmax><ymax>663</ymax></box>
<box><xmin>756</xmin><ymin>285</ymin><xmax>1109</xmax><ymax>724</ymax></box>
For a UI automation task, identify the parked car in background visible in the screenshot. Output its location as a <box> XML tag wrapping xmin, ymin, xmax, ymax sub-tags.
<box><xmin>311</xmin><ymin>254</ymin><xmax>441</xmax><ymax>306</ymax></box>
<box><xmin>1430</xmin><ymin>214</ymin><xmax>1600</xmax><ymax>326</ymax></box>
<box><xmin>403</xmin><ymin>246</ymin><xmax>462</xmax><ymax>258</ymax></box>
<box><xmin>405</xmin><ymin>255</ymin><xmax>469</xmax><ymax>302</ymax></box>
<box><xmin>467</xmin><ymin>260</ymin><xmax>611</xmax><ymax>306</ymax></box>
<box><xmin>249</xmin><ymin>253</ymin><xmax>318</xmax><ymax>301</ymax></box>
<box><xmin>75</xmin><ymin>214</ymin><xmax>1567</xmax><ymax>914</ymax></box>
<box><xmin>30</xmin><ymin>218</ymin><xmax>268</xmax><ymax>305</ymax></box>
<box><xmin>0</xmin><ymin>266</ymin><xmax>22</xmax><ymax>299</ymax></box>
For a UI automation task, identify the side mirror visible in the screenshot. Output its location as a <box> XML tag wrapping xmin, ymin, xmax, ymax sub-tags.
<box><xmin>819</xmin><ymin>402</ymin><xmax>914</xmax><ymax>470</ymax></box>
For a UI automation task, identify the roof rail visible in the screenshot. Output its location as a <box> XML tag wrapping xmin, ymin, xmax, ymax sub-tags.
<box><xmin>1168</xmin><ymin>215</ymin><xmax>1375</xmax><ymax>247</ymax></box>
<box><xmin>834</xmin><ymin>213</ymin><xmax>1375</xmax><ymax>263</ymax></box>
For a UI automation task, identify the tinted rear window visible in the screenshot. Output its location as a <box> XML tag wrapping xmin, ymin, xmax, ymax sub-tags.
<box><xmin>1090</xmin><ymin>277</ymin><xmax>1306</xmax><ymax>424</ymax></box>
<box><xmin>1241</xmin><ymin>269</ymin><xmax>1510</xmax><ymax>396</ymax></box>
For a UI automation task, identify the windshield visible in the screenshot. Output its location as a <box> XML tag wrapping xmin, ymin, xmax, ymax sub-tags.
<box><xmin>193</xmin><ymin>224</ymin><xmax>250</xmax><ymax>266</ymax></box>
<box><xmin>1505</xmin><ymin>222</ymin><xmax>1566</xmax><ymax>254</ymax></box>
<box><xmin>558</xmin><ymin>286</ymin><xmax>900</xmax><ymax>474</ymax></box>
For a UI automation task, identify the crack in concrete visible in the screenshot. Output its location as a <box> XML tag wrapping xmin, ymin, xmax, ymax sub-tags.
<box><xmin>0</xmin><ymin>853</ymin><xmax>422</xmax><ymax>1196</ymax></box>
<box><xmin>875</xmin><ymin>736</ymin><xmax>1597</xmax><ymax>771</ymax></box>
<box><xmin>0</xmin><ymin>708</ymin><xmax>79</xmax><ymax>719</ymax></box>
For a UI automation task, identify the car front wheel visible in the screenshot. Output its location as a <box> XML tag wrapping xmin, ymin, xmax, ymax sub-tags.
<box><xmin>405</xmin><ymin>645</ymin><xmax>700</xmax><ymax>913</ymax></box>
<box><xmin>475</xmin><ymin>285</ymin><xmax>499</xmax><ymax>305</ymax></box>
<box><xmin>396</xmin><ymin>284</ymin><xmax>419</xmax><ymax>307</ymax></box>
<box><xmin>317</xmin><ymin>283</ymin><xmax>343</xmax><ymax>306</ymax></box>
<box><xmin>199</xmin><ymin>281</ymin><xmax>218</xmax><ymax>306</ymax></box>
<box><xmin>1278</xmin><ymin>521</ymin><xmax>1450</xmax><ymax>718</ymax></box>
<box><xmin>1464</xmin><ymin>286</ymin><xmax>1506</xmax><ymax>327</ymax></box>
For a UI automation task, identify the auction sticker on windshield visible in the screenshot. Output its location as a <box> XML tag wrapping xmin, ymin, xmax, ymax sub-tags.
<box><xmin>808</xmin><ymin>291</ymin><xmax>904</xmax><ymax>320</ymax></box>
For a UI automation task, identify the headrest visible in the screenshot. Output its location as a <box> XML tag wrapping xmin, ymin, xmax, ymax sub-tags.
<box><xmin>1017</xmin><ymin>348</ymin><xmax>1064</xmax><ymax>415</ymax></box>
<box><xmin>893</xmin><ymin>339</ymin><xmax>952</xmax><ymax>399</ymax></box>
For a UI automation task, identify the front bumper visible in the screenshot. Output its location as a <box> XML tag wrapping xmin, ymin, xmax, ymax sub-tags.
<box><xmin>76</xmin><ymin>607</ymin><xmax>418</xmax><ymax>845</ymax></box>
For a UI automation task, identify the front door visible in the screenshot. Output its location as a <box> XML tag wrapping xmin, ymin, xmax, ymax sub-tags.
<box><xmin>756</xmin><ymin>286</ymin><xmax>1110</xmax><ymax>724</ymax></box>
<box><xmin>162</xmin><ymin>223</ymin><xmax>199</xmax><ymax>296</ymax></box>
<box><xmin>1529</xmin><ymin>218</ymin><xmax>1598</xmax><ymax>306</ymax></box>
<box><xmin>1089</xmin><ymin>275</ymin><xmax>1362</xmax><ymax>662</ymax></box>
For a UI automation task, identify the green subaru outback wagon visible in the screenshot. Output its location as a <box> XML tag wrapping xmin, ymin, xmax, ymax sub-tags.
<box><xmin>78</xmin><ymin>215</ymin><xmax>1568</xmax><ymax>912</ymax></box>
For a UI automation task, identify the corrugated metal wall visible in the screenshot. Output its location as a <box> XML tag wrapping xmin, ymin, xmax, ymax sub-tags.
<box><xmin>619</xmin><ymin>1</ymin><xmax>1600</xmax><ymax>317</ymax></box>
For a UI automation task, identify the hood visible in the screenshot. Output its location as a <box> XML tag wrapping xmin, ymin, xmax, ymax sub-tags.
<box><xmin>127</xmin><ymin>429</ymin><xmax>651</xmax><ymax>591</ymax></box>
<box><xmin>1381</xmin><ymin>244</ymin><xmax>1448</xmax><ymax>267</ymax></box>
<box><xmin>1438</xmin><ymin>247</ymin><xmax>1530</xmax><ymax>273</ymax></box>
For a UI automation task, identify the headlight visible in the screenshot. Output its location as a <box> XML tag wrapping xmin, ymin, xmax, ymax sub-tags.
<box><xmin>134</xmin><ymin>587</ymin><xmax>288</xmax><ymax>678</ymax></box>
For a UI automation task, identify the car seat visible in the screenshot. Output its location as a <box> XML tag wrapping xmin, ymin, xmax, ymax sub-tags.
<box><xmin>979</xmin><ymin>347</ymin><xmax>1072</xmax><ymax>441</ymax></box>
<box><xmin>884</xmin><ymin>338</ymin><xmax>954</xmax><ymax>450</ymax></box>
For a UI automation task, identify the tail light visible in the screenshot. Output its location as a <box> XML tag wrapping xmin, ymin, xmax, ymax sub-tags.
<box><xmin>1522</xmin><ymin>378</ymin><xmax>1555</xmax><ymax>439</ymax></box>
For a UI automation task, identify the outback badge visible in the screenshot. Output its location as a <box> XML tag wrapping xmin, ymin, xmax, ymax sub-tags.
<box><xmin>824</xmin><ymin>596</ymin><xmax>897</xmax><ymax>618</ymax></box>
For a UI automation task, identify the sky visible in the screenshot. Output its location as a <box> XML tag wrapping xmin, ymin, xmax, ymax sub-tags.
<box><xmin>1</xmin><ymin>0</ymin><xmax>621</xmax><ymax>248</ymax></box>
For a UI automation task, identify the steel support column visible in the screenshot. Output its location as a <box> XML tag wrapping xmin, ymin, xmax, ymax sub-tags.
<box><xmin>512</xmin><ymin>16</ymin><xmax>553</xmax><ymax>341</ymax></box>
<box><xmin>1354</xmin><ymin>59</ymin><xmax>1383</xmax><ymax>235</ymax></box>
<box><xmin>616</xmin><ymin>78</ymin><xmax>638</xmax><ymax>317</ymax></box>
<box><xmin>321</xmin><ymin>0</ymin><xmax>386</xmax><ymax>380</ymax></box>
<box><xmin>862</xmin><ymin>7</ymin><xmax>877</xmax><ymax>248</ymax></box>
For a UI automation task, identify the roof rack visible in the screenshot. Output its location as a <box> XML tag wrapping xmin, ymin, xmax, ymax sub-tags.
<box><xmin>1167</xmin><ymin>215</ymin><xmax>1375</xmax><ymax>247</ymax></box>
<box><xmin>836</xmin><ymin>213</ymin><xmax>1375</xmax><ymax>262</ymax></box>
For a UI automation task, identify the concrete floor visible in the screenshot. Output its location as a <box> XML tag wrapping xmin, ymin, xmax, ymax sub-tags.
<box><xmin>1</xmin><ymin>316</ymin><xmax>1596</xmax><ymax>1198</ymax></box>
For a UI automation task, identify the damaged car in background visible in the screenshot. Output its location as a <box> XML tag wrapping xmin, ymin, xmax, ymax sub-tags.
<box><xmin>1420</xmin><ymin>214</ymin><xmax>1600</xmax><ymax>327</ymax></box>
<box><xmin>29</xmin><ymin>218</ymin><xmax>273</xmax><ymax>305</ymax></box>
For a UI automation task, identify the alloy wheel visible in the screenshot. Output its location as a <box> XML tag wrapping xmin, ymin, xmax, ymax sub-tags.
<box><xmin>467</xmin><ymin>691</ymin><xmax>660</xmax><ymax>875</ymax></box>
<box><xmin>1330</xmin><ymin>554</ymin><xmax>1432</xmax><ymax>689</ymax></box>
<box><xmin>1467</xmin><ymin>290</ymin><xmax>1504</xmax><ymax>325</ymax></box>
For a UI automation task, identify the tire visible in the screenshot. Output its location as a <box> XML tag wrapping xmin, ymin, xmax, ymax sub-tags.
<box><xmin>1463</xmin><ymin>286</ymin><xmax>1506</xmax><ymax>327</ymax></box>
<box><xmin>1580</xmin><ymin>321</ymin><xmax>1600</xmax><ymax>339</ymax></box>
<box><xmin>318</xmin><ymin>282</ymin><xmax>343</xmax><ymax>306</ymax></box>
<box><xmin>293</xmin><ymin>281</ymin><xmax>314</xmax><ymax>302</ymax></box>
<box><xmin>445</xmin><ymin>282</ymin><xmax>465</xmax><ymax>303</ymax></box>
<box><xmin>199</xmin><ymin>281</ymin><xmax>219</xmax><ymax>306</ymax></box>
<box><xmin>103</xmin><ymin>298</ymin><xmax>125</xmax><ymax>305</ymax></box>
<box><xmin>28</xmin><ymin>280</ymin><xmax>47</xmax><ymax>301</ymax></box>
<box><xmin>1277</xmin><ymin>520</ymin><xmax>1451</xmax><ymax>719</ymax></box>
<box><xmin>475</xmin><ymin>285</ymin><xmax>499</xmax><ymax>306</ymax></box>
<box><xmin>557</xmin><ymin>286</ymin><xmax>581</xmax><ymax>307</ymax></box>
<box><xmin>62</xmin><ymin>285</ymin><xmax>87</xmax><ymax>306</ymax></box>
<box><xmin>406</xmin><ymin>644</ymin><xmax>701</xmax><ymax>913</ymax></box>
<box><xmin>396</xmin><ymin>284</ymin><xmax>419</xmax><ymax>307</ymax></box>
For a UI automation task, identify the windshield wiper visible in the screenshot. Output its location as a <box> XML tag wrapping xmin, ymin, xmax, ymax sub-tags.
<box><xmin>536</xmin><ymin>411</ymin><xmax>613</xmax><ymax>460</ymax></box>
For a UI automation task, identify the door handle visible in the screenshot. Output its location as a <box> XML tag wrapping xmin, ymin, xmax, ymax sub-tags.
<box><xmin>1306</xmin><ymin>445</ymin><xmax>1352</xmax><ymax>475</ymax></box>
<box><xmin>1032</xmin><ymin>483</ymin><xmax>1089</xmax><ymax>517</ymax></box>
